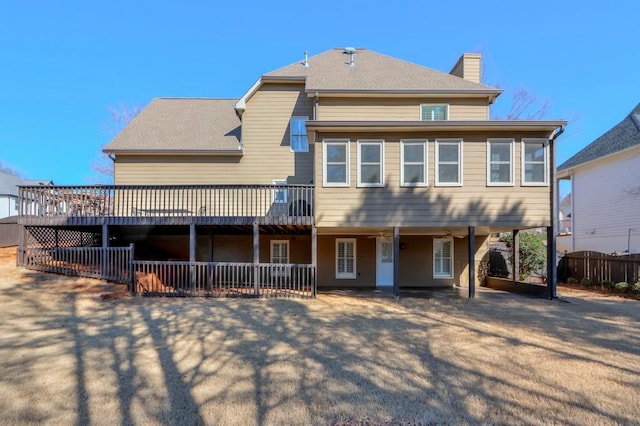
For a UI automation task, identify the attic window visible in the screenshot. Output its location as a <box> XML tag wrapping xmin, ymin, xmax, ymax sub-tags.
<box><xmin>421</xmin><ymin>104</ymin><xmax>448</xmax><ymax>121</ymax></box>
<box><xmin>290</xmin><ymin>117</ymin><xmax>309</xmax><ymax>152</ymax></box>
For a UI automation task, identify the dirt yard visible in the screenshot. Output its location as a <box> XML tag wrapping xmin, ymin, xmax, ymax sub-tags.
<box><xmin>1</xmin><ymin>246</ymin><xmax>639</xmax><ymax>425</ymax></box>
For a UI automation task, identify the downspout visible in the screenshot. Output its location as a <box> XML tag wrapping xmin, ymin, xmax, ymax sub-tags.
<box><xmin>548</xmin><ymin>124</ymin><xmax>565</xmax><ymax>299</ymax></box>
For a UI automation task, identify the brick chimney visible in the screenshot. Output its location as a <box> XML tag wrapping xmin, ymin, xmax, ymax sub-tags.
<box><xmin>449</xmin><ymin>53</ymin><xmax>482</xmax><ymax>84</ymax></box>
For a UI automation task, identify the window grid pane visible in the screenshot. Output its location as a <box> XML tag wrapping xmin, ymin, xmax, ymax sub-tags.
<box><xmin>402</xmin><ymin>142</ymin><xmax>426</xmax><ymax>185</ymax></box>
<box><xmin>488</xmin><ymin>141</ymin><xmax>512</xmax><ymax>184</ymax></box>
<box><xmin>325</xmin><ymin>142</ymin><xmax>348</xmax><ymax>185</ymax></box>
<box><xmin>290</xmin><ymin>118</ymin><xmax>308</xmax><ymax>152</ymax></box>
<box><xmin>437</xmin><ymin>141</ymin><xmax>461</xmax><ymax>184</ymax></box>
<box><xmin>523</xmin><ymin>141</ymin><xmax>546</xmax><ymax>184</ymax></box>
<box><xmin>359</xmin><ymin>142</ymin><xmax>382</xmax><ymax>185</ymax></box>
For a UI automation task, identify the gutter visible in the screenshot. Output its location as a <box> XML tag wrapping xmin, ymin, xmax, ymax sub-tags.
<box><xmin>102</xmin><ymin>149</ymin><xmax>244</xmax><ymax>156</ymax></box>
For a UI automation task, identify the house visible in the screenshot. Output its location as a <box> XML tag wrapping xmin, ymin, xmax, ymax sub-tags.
<box><xmin>0</xmin><ymin>170</ymin><xmax>52</xmax><ymax>219</ymax></box>
<box><xmin>17</xmin><ymin>48</ymin><xmax>566</xmax><ymax>297</ymax></box>
<box><xmin>557</xmin><ymin>103</ymin><xmax>640</xmax><ymax>254</ymax></box>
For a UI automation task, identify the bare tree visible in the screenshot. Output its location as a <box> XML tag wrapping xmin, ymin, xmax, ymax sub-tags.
<box><xmin>491</xmin><ymin>87</ymin><xmax>551</xmax><ymax>120</ymax></box>
<box><xmin>0</xmin><ymin>161</ymin><xmax>22</xmax><ymax>177</ymax></box>
<box><xmin>91</xmin><ymin>103</ymin><xmax>144</xmax><ymax>183</ymax></box>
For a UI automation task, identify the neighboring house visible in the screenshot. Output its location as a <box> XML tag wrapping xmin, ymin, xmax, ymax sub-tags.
<box><xmin>557</xmin><ymin>103</ymin><xmax>640</xmax><ymax>254</ymax></box>
<box><xmin>0</xmin><ymin>170</ymin><xmax>52</xmax><ymax>219</ymax></box>
<box><xmin>558</xmin><ymin>193</ymin><xmax>572</xmax><ymax>234</ymax></box>
<box><xmin>18</xmin><ymin>48</ymin><xmax>565</xmax><ymax>296</ymax></box>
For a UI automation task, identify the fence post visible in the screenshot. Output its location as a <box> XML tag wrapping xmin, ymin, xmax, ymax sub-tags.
<box><xmin>129</xmin><ymin>243</ymin><xmax>136</xmax><ymax>295</ymax></box>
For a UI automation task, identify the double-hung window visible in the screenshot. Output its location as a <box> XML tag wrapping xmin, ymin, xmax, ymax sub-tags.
<box><xmin>357</xmin><ymin>140</ymin><xmax>384</xmax><ymax>187</ymax></box>
<box><xmin>323</xmin><ymin>140</ymin><xmax>350</xmax><ymax>186</ymax></box>
<box><xmin>271</xmin><ymin>240</ymin><xmax>289</xmax><ymax>277</ymax></box>
<box><xmin>420</xmin><ymin>104</ymin><xmax>448</xmax><ymax>121</ymax></box>
<box><xmin>401</xmin><ymin>140</ymin><xmax>428</xmax><ymax>186</ymax></box>
<box><xmin>290</xmin><ymin>117</ymin><xmax>308</xmax><ymax>152</ymax></box>
<box><xmin>487</xmin><ymin>139</ymin><xmax>514</xmax><ymax>186</ymax></box>
<box><xmin>435</xmin><ymin>139</ymin><xmax>463</xmax><ymax>186</ymax></box>
<box><xmin>336</xmin><ymin>238</ymin><xmax>356</xmax><ymax>279</ymax></box>
<box><xmin>522</xmin><ymin>139</ymin><xmax>548</xmax><ymax>185</ymax></box>
<box><xmin>433</xmin><ymin>237</ymin><xmax>453</xmax><ymax>279</ymax></box>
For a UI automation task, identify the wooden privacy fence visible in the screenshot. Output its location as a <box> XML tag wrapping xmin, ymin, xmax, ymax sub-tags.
<box><xmin>560</xmin><ymin>251</ymin><xmax>640</xmax><ymax>284</ymax></box>
<box><xmin>133</xmin><ymin>261</ymin><xmax>316</xmax><ymax>298</ymax></box>
<box><xmin>23</xmin><ymin>246</ymin><xmax>132</xmax><ymax>283</ymax></box>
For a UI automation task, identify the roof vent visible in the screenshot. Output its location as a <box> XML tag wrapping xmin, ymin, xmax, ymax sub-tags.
<box><xmin>303</xmin><ymin>51</ymin><xmax>309</xmax><ymax>67</ymax></box>
<box><xmin>343</xmin><ymin>47</ymin><xmax>356</xmax><ymax>67</ymax></box>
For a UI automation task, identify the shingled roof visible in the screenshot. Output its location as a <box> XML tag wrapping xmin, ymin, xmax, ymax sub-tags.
<box><xmin>558</xmin><ymin>103</ymin><xmax>640</xmax><ymax>171</ymax></box>
<box><xmin>264</xmin><ymin>48</ymin><xmax>501</xmax><ymax>94</ymax></box>
<box><xmin>104</xmin><ymin>98</ymin><xmax>242</xmax><ymax>153</ymax></box>
<box><xmin>0</xmin><ymin>170</ymin><xmax>52</xmax><ymax>197</ymax></box>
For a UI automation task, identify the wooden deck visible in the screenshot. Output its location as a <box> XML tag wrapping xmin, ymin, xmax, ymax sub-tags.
<box><xmin>18</xmin><ymin>184</ymin><xmax>314</xmax><ymax>226</ymax></box>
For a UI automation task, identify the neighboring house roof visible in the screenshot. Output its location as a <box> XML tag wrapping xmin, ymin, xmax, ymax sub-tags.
<box><xmin>264</xmin><ymin>48</ymin><xmax>501</xmax><ymax>94</ymax></box>
<box><xmin>104</xmin><ymin>98</ymin><xmax>242</xmax><ymax>154</ymax></box>
<box><xmin>558</xmin><ymin>103</ymin><xmax>640</xmax><ymax>171</ymax></box>
<box><xmin>0</xmin><ymin>170</ymin><xmax>53</xmax><ymax>196</ymax></box>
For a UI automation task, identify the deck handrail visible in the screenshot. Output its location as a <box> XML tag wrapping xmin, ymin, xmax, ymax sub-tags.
<box><xmin>18</xmin><ymin>184</ymin><xmax>314</xmax><ymax>223</ymax></box>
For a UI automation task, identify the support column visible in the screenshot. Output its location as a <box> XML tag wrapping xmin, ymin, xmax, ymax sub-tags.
<box><xmin>253</xmin><ymin>223</ymin><xmax>259</xmax><ymax>297</ymax></box>
<box><xmin>393</xmin><ymin>226</ymin><xmax>400</xmax><ymax>299</ymax></box>
<box><xmin>101</xmin><ymin>224</ymin><xmax>109</xmax><ymax>278</ymax></box>
<box><xmin>468</xmin><ymin>226</ymin><xmax>475</xmax><ymax>299</ymax></box>
<box><xmin>311</xmin><ymin>225</ymin><xmax>317</xmax><ymax>297</ymax></box>
<box><xmin>512</xmin><ymin>229</ymin><xmax>520</xmax><ymax>284</ymax></box>
<box><xmin>189</xmin><ymin>223</ymin><xmax>196</xmax><ymax>292</ymax></box>
<box><xmin>547</xmin><ymin>226</ymin><xmax>556</xmax><ymax>299</ymax></box>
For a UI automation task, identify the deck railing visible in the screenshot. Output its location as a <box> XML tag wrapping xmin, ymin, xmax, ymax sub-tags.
<box><xmin>19</xmin><ymin>184</ymin><xmax>314</xmax><ymax>225</ymax></box>
<box><xmin>133</xmin><ymin>261</ymin><xmax>315</xmax><ymax>298</ymax></box>
<box><xmin>23</xmin><ymin>246</ymin><xmax>132</xmax><ymax>283</ymax></box>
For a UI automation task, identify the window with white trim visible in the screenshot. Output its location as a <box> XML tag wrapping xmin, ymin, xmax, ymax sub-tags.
<box><xmin>435</xmin><ymin>139</ymin><xmax>463</xmax><ymax>186</ymax></box>
<box><xmin>270</xmin><ymin>240</ymin><xmax>289</xmax><ymax>264</ymax></box>
<box><xmin>401</xmin><ymin>140</ymin><xmax>428</xmax><ymax>186</ymax></box>
<box><xmin>357</xmin><ymin>140</ymin><xmax>384</xmax><ymax>187</ymax></box>
<box><xmin>290</xmin><ymin>116</ymin><xmax>308</xmax><ymax>152</ymax></box>
<box><xmin>522</xmin><ymin>139</ymin><xmax>548</xmax><ymax>185</ymax></box>
<box><xmin>420</xmin><ymin>104</ymin><xmax>448</xmax><ymax>121</ymax></box>
<box><xmin>336</xmin><ymin>238</ymin><xmax>356</xmax><ymax>279</ymax></box>
<box><xmin>433</xmin><ymin>237</ymin><xmax>453</xmax><ymax>279</ymax></box>
<box><xmin>323</xmin><ymin>140</ymin><xmax>350</xmax><ymax>186</ymax></box>
<box><xmin>272</xmin><ymin>180</ymin><xmax>288</xmax><ymax>203</ymax></box>
<box><xmin>487</xmin><ymin>139</ymin><xmax>514</xmax><ymax>186</ymax></box>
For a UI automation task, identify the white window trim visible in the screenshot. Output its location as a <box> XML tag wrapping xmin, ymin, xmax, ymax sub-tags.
<box><xmin>357</xmin><ymin>139</ymin><xmax>385</xmax><ymax>188</ymax></box>
<box><xmin>323</xmin><ymin>139</ymin><xmax>350</xmax><ymax>187</ymax></box>
<box><xmin>270</xmin><ymin>240</ymin><xmax>290</xmax><ymax>277</ymax></box>
<box><xmin>433</xmin><ymin>237</ymin><xmax>454</xmax><ymax>279</ymax></box>
<box><xmin>272</xmin><ymin>179</ymin><xmax>288</xmax><ymax>204</ymax></box>
<box><xmin>270</xmin><ymin>240</ymin><xmax>290</xmax><ymax>263</ymax></box>
<box><xmin>336</xmin><ymin>238</ymin><xmax>356</xmax><ymax>279</ymax></box>
<box><xmin>435</xmin><ymin>139</ymin><xmax>463</xmax><ymax>187</ymax></box>
<box><xmin>486</xmin><ymin>139</ymin><xmax>515</xmax><ymax>186</ymax></box>
<box><xmin>290</xmin><ymin>116</ymin><xmax>309</xmax><ymax>153</ymax></box>
<box><xmin>521</xmin><ymin>138</ymin><xmax>549</xmax><ymax>186</ymax></box>
<box><xmin>400</xmin><ymin>139</ymin><xmax>428</xmax><ymax>187</ymax></box>
<box><xmin>420</xmin><ymin>103</ymin><xmax>449</xmax><ymax>121</ymax></box>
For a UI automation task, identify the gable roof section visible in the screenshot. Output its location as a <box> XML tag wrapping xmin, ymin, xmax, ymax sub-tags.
<box><xmin>104</xmin><ymin>98</ymin><xmax>242</xmax><ymax>154</ymax></box>
<box><xmin>264</xmin><ymin>48</ymin><xmax>501</xmax><ymax>94</ymax></box>
<box><xmin>558</xmin><ymin>103</ymin><xmax>640</xmax><ymax>171</ymax></box>
<box><xmin>0</xmin><ymin>170</ymin><xmax>52</xmax><ymax>197</ymax></box>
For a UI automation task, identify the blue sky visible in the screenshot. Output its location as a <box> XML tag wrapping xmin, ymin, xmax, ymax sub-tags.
<box><xmin>1</xmin><ymin>1</ymin><xmax>638</xmax><ymax>186</ymax></box>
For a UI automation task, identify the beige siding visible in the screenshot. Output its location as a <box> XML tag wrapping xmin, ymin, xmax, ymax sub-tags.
<box><xmin>318</xmin><ymin>234</ymin><xmax>489</xmax><ymax>288</ymax></box>
<box><xmin>315</xmin><ymin>131</ymin><xmax>551</xmax><ymax>228</ymax></box>
<box><xmin>115</xmin><ymin>83</ymin><xmax>314</xmax><ymax>185</ymax></box>
<box><xmin>317</xmin><ymin>97</ymin><xmax>488</xmax><ymax>121</ymax></box>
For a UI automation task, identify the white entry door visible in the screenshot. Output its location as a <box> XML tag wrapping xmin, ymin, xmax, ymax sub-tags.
<box><xmin>376</xmin><ymin>237</ymin><xmax>394</xmax><ymax>287</ymax></box>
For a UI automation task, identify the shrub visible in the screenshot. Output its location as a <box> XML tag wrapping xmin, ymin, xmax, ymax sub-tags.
<box><xmin>581</xmin><ymin>277</ymin><xmax>593</xmax><ymax>286</ymax></box>
<box><xmin>567</xmin><ymin>277</ymin><xmax>579</xmax><ymax>285</ymax></box>
<box><xmin>601</xmin><ymin>280</ymin><xmax>614</xmax><ymax>291</ymax></box>
<box><xmin>633</xmin><ymin>282</ymin><xmax>640</xmax><ymax>293</ymax></box>
<box><xmin>500</xmin><ymin>232</ymin><xmax>546</xmax><ymax>281</ymax></box>
<box><xmin>615</xmin><ymin>282</ymin><xmax>629</xmax><ymax>291</ymax></box>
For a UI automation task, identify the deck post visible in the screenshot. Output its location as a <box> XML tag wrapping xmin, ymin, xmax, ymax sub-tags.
<box><xmin>129</xmin><ymin>243</ymin><xmax>136</xmax><ymax>294</ymax></box>
<box><xmin>311</xmin><ymin>225</ymin><xmax>317</xmax><ymax>297</ymax></box>
<box><xmin>393</xmin><ymin>226</ymin><xmax>400</xmax><ymax>299</ymax></box>
<box><xmin>512</xmin><ymin>229</ymin><xmax>520</xmax><ymax>284</ymax></box>
<box><xmin>253</xmin><ymin>222</ymin><xmax>259</xmax><ymax>297</ymax></box>
<box><xmin>190</xmin><ymin>223</ymin><xmax>196</xmax><ymax>293</ymax></box>
<box><xmin>547</xmin><ymin>226</ymin><xmax>556</xmax><ymax>299</ymax></box>
<box><xmin>101</xmin><ymin>224</ymin><xmax>109</xmax><ymax>278</ymax></box>
<box><xmin>468</xmin><ymin>226</ymin><xmax>475</xmax><ymax>298</ymax></box>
